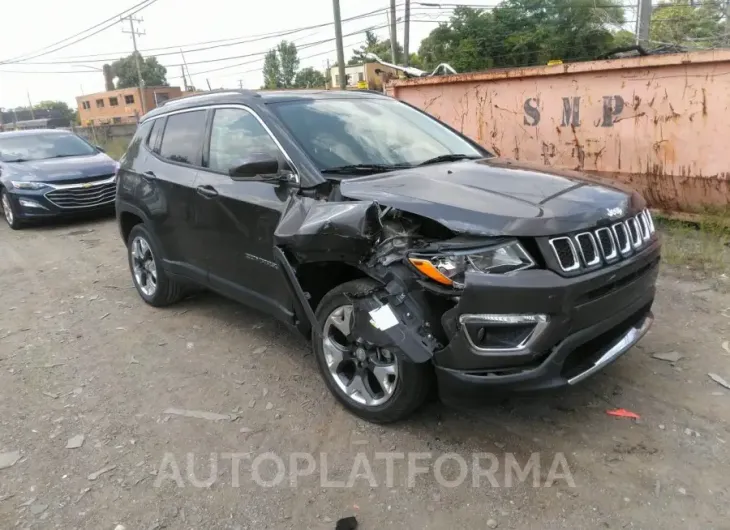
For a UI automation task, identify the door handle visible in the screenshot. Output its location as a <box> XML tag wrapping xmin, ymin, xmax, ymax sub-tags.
<box><xmin>196</xmin><ymin>185</ymin><xmax>219</xmax><ymax>198</ymax></box>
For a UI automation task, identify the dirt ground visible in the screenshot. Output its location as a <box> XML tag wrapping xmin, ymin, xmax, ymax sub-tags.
<box><xmin>0</xmin><ymin>215</ymin><xmax>728</xmax><ymax>530</ymax></box>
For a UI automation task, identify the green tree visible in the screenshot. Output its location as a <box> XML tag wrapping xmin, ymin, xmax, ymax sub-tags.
<box><xmin>294</xmin><ymin>67</ymin><xmax>326</xmax><ymax>88</ymax></box>
<box><xmin>651</xmin><ymin>0</ymin><xmax>723</xmax><ymax>48</ymax></box>
<box><xmin>262</xmin><ymin>49</ymin><xmax>281</xmax><ymax>89</ymax></box>
<box><xmin>261</xmin><ymin>41</ymin><xmax>300</xmax><ymax>88</ymax></box>
<box><xmin>35</xmin><ymin>100</ymin><xmax>75</xmax><ymax>122</ymax></box>
<box><xmin>277</xmin><ymin>40</ymin><xmax>300</xmax><ymax>88</ymax></box>
<box><xmin>111</xmin><ymin>52</ymin><xmax>167</xmax><ymax>89</ymax></box>
<box><xmin>418</xmin><ymin>1</ymin><xmax>626</xmax><ymax>72</ymax></box>
<box><xmin>611</xmin><ymin>29</ymin><xmax>637</xmax><ymax>48</ymax></box>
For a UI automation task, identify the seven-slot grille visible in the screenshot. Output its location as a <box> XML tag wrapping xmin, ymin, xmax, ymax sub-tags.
<box><xmin>549</xmin><ymin>209</ymin><xmax>656</xmax><ymax>273</ymax></box>
<box><xmin>45</xmin><ymin>176</ymin><xmax>116</xmax><ymax>209</ymax></box>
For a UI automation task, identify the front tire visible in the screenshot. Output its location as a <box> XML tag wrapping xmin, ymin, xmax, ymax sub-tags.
<box><xmin>1</xmin><ymin>189</ymin><xmax>23</xmax><ymax>230</ymax></box>
<box><xmin>312</xmin><ymin>278</ymin><xmax>432</xmax><ymax>423</ymax></box>
<box><xmin>127</xmin><ymin>224</ymin><xmax>185</xmax><ymax>307</ymax></box>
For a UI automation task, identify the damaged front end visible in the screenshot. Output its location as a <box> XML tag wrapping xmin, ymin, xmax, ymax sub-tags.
<box><xmin>273</xmin><ymin>195</ymin><xmax>451</xmax><ymax>363</ymax></box>
<box><xmin>272</xmin><ymin>190</ymin><xmax>660</xmax><ymax>405</ymax></box>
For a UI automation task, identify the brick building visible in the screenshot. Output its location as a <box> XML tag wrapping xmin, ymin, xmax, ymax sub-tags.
<box><xmin>76</xmin><ymin>86</ymin><xmax>182</xmax><ymax>126</ymax></box>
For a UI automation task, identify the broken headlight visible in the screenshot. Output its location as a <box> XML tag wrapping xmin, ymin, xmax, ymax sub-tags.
<box><xmin>408</xmin><ymin>241</ymin><xmax>534</xmax><ymax>288</ymax></box>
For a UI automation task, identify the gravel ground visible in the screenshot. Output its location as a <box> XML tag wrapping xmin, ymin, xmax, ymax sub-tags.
<box><xmin>0</xmin><ymin>215</ymin><xmax>728</xmax><ymax>530</ymax></box>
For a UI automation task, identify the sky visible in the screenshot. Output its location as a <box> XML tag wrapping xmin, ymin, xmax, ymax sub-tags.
<box><xmin>0</xmin><ymin>0</ymin><xmax>475</xmax><ymax>109</ymax></box>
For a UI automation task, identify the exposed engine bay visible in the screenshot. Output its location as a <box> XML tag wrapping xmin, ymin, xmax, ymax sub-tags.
<box><xmin>273</xmin><ymin>193</ymin><xmax>461</xmax><ymax>365</ymax></box>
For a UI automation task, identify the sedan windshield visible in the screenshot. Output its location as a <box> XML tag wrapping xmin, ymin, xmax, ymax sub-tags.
<box><xmin>0</xmin><ymin>133</ymin><xmax>97</xmax><ymax>162</ymax></box>
<box><xmin>271</xmin><ymin>98</ymin><xmax>486</xmax><ymax>172</ymax></box>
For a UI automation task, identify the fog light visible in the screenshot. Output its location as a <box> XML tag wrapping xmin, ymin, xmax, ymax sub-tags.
<box><xmin>459</xmin><ymin>314</ymin><xmax>549</xmax><ymax>352</ymax></box>
<box><xmin>18</xmin><ymin>199</ymin><xmax>48</xmax><ymax>210</ymax></box>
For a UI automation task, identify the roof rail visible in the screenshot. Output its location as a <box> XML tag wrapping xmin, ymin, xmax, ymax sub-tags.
<box><xmin>159</xmin><ymin>88</ymin><xmax>260</xmax><ymax>106</ymax></box>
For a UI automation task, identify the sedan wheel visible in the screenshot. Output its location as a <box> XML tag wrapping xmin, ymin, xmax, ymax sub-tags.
<box><xmin>322</xmin><ymin>304</ymin><xmax>399</xmax><ymax>407</ymax></box>
<box><xmin>130</xmin><ymin>235</ymin><xmax>158</xmax><ymax>297</ymax></box>
<box><xmin>1</xmin><ymin>190</ymin><xmax>21</xmax><ymax>229</ymax></box>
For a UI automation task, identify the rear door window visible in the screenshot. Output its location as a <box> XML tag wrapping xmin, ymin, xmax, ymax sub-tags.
<box><xmin>158</xmin><ymin>110</ymin><xmax>207</xmax><ymax>166</ymax></box>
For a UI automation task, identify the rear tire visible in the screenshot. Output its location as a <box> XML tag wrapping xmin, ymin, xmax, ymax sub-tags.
<box><xmin>1</xmin><ymin>189</ymin><xmax>23</xmax><ymax>230</ymax></box>
<box><xmin>127</xmin><ymin>224</ymin><xmax>185</xmax><ymax>307</ymax></box>
<box><xmin>312</xmin><ymin>278</ymin><xmax>432</xmax><ymax>423</ymax></box>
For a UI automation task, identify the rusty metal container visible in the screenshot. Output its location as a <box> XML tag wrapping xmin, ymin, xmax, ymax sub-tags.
<box><xmin>388</xmin><ymin>51</ymin><xmax>730</xmax><ymax>214</ymax></box>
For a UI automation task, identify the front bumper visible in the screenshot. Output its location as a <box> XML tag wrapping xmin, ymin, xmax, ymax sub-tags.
<box><xmin>5</xmin><ymin>177</ymin><xmax>116</xmax><ymax>220</ymax></box>
<box><xmin>433</xmin><ymin>238</ymin><xmax>660</xmax><ymax>402</ymax></box>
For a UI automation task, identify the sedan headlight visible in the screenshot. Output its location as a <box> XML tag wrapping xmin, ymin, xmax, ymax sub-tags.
<box><xmin>10</xmin><ymin>181</ymin><xmax>48</xmax><ymax>190</ymax></box>
<box><xmin>408</xmin><ymin>241</ymin><xmax>534</xmax><ymax>287</ymax></box>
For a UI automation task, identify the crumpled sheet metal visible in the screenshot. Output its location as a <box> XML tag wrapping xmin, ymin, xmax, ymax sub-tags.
<box><xmin>274</xmin><ymin>196</ymin><xmax>382</xmax><ymax>261</ymax></box>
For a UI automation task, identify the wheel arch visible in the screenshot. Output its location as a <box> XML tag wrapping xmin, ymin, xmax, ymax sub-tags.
<box><xmin>119</xmin><ymin>210</ymin><xmax>144</xmax><ymax>244</ymax></box>
<box><xmin>116</xmin><ymin>202</ymin><xmax>156</xmax><ymax>245</ymax></box>
<box><xmin>296</xmin><ymin>260</ymin><xmax>371</xmax><ymax>314</ymax></box>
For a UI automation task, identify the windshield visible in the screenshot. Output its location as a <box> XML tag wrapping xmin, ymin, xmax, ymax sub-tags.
<box><xmin>271</xmin><ymin>98</ymin><xmax>486</xmax><ymax>171</ymax></box>
<box><xmin>0</xmin><ymin>133</ymin><xmax>97</xmax><ymax>162</ymax></box>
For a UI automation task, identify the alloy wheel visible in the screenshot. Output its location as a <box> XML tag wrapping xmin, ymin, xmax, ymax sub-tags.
<box><xmin>131</xmin><ymin>236</ymin><xmax>158</xmax><ymax>297</ymax></box>
<box><xmin>322</xmin><ymin>304</ymin><xmax>399</xmax><ymax>407</ymax></box>
<box><xmin>1</xmin><ymin>193</ymin><xmax>13</xmax><ymax>226</ymax></box>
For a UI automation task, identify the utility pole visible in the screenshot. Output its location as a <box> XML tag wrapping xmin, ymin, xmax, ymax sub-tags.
<box><xmin>389</xmin><ymin>0</ymin><xmax>398</xmax><ymax>64</ymax></box>
<box><xmin>326</xmin><ymin>58</ymin><xmax>331</xmax><ymax>89</ymax></box>
<box><xmin>725</xmin><ymin>0</ymin><xmax>730</xmax><ymax>46</ymax></box>
<box><xmin>179</xmin><ymin>48</ymin><xmax>194</xmax><ymax>91</ymax></box>
<box><xmin>637</xmin><ymin>0</ymin><xmax>652</xmax><ymax>47</ymax></box>
<box><xmin>239</xmin><ymin>80</ymin><xmax>243</xmax><ymax>89</ymax></box>
<box><xmin>26</xmin><ymin>91</ymin><xmax>35</xmax><ymax>119</ymax></box>
<box><xmin>122</xmin><ymin>15</ymin><xmax>147</xmax><ymax>114</ymax></box>
<box><xmin>332</xmin><ymin>0</ymin><xmax>347</xmax><ymax>90</ymax></box>
<box><xmin>404</xmin><ymin>0</ymin><xmax>410</xmax><ymax>66</ymax></box>
<box><xmin>180</xmin><ymin>66</ymin><xmax>188</xmax><ymax>91</ymax></box>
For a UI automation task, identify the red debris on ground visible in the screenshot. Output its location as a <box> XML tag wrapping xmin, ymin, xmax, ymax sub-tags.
<box><xmin>606</xmin><ymin>408</ymin><xmax>641</xmax><ymax>419</ymax></box>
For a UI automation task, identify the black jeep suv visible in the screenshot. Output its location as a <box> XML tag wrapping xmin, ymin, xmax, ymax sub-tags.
<box><xmin>116</xmin><ymin>89</ymin><xmax>660</xmax><ymax>423</ymax></box>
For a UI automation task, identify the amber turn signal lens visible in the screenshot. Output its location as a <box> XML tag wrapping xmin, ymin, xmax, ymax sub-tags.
<box><xmin>408</xmin><ymin>258</ymin><xmax>454</xmax><ymax>286</ymax></box>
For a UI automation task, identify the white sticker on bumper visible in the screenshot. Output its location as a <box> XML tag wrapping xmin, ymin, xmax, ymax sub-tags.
<box><xmin>369</xmin><ymin>305</ymin><xmax>399</xmax><ymax>331</ymax></box>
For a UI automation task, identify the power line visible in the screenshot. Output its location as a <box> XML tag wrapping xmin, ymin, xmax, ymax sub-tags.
<box><xmin>5</xmin><ymin>5</ymin><xmax>400</xmax><ymax>66</ymax></box>
<box><xmin>1</xmin><ymin>12</ymin><xmax>661</xmax><ymax>78</ymax></box>
<box><xmin>161</xmin><ymin>10</ymin><xmax>451</xmax><ymax>76</ymax></box>
<box><xmin>6</xmin><ymin>3</ymin><xmax>639</xmax><ymax>67</ymax></box>
<box><xmin>213</xmin><ymin>40</ymin><xmax>371</xmax><ymax>81</ymax></box>
<box><xmin>173</xmin><ymin>23</ymin><xmax>393</xmax><ymax>79</ymax></box>
<box><xmin>0</xmin><ymin>0</ymin><xmax>158</xmax><ymax>65</ymax></box>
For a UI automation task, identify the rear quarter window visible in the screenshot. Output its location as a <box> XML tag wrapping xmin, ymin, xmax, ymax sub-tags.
<box><xmin>120</xmin><ymin>120</ymin><xmax>153</xmax><ymax>165</ymax></box>
<box><xmin>147</xmin><ymin>118</ymin><xmax>165</xmax><ymax>153</ymax></box>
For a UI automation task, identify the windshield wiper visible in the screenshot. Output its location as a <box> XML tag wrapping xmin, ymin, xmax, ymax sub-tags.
<box><xmin>2</xmin><ymin>158</ymin><xmax>29</xmax><ymax>163</ymax></box>
<box><xmin>321</xmin><ymin>163</ymin><xmax>412</xmax><ymax>175</ymax></box>
<box><xmin>418</xmin><ymin>154</ymin><xmax>482</xmax><ymax>166</ymax></box>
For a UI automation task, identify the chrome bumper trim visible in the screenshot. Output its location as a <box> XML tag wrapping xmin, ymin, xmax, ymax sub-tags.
<box><xmin>458</xmin><ymin>313</ymin><xmax>550</xmax><ymax>354</ymax></box>
<box><xmin>567</xmin><ymin>311</ymin><xmax>654</xmax><ymax>385</ymax></box>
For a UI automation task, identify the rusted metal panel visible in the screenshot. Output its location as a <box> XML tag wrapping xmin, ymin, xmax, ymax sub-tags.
<box><xmin>389</xmin><ymin>50</ymin><xmax>730</xmax><ymax>213</ymax></box>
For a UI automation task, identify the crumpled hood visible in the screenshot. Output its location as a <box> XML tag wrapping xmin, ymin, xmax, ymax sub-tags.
<box><xmin>1</xmin><ymin>152</ymin><xmax>117</xmax><ymax>183</ymax></box>
<box><xmin>339</xmin><ymin>158</ymin><xmax>646</xmax><ymax>237</ymax></box>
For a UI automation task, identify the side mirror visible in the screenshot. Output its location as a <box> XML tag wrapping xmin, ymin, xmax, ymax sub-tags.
<box><xmin>229</xmin><ymin>153</ymin><xmax>282</xmax><ymax>179</ymax></box>
<box><xmin>95</xmin><ymin>145</ymin><xmax>106</xmax><ymax>153</ymax></box>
